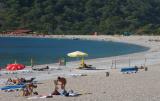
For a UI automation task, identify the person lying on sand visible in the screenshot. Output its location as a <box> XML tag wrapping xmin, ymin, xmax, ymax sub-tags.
<box><xmin>79</xmin><ymin>63</ymin><xmax>93</xmax><ymax>69</ymax></box>
<box><xmin>6</xmin><ymin>78</ymin><xmax>20</xmax><ymax>85</ymax></box>
<box><xmin>32</xmin><ymin>66</ymin><xmax>49</xmax><ymax>71</ymax></box>
<box><xmin>6</xmin><ymin>77</ymin><xmax>36</xmax><ymax>85</ymax></box>
<box><xmin>20</xmin><ymin>78</ymin><xmax>35</xmax><ymax>83</ymax></box>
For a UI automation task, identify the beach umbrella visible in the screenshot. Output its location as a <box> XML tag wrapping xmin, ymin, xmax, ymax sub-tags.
<box><xmin>6</xmin><ymin>63</ymin><xmax>25</xmax><ymax>71</ymax></box>
<box><xmin>67</xmin><ymin>51</ymin><xmax>88</xmax><ymax>66</ymax></box>
<box><xmin>31</xmin><ymin>58</ymin><xmax>33</xmax><ymax>67</ymax></box>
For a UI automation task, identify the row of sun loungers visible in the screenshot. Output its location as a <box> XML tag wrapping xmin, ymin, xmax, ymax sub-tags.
<box><xmin>0</xmin><ymin>70</ymin><xmax>33</xmax><ymax>75</ymax></box>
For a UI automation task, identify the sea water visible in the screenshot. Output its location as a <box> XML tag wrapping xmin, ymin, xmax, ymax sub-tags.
<box><xmin>0</xmin><ymin>37</ymin><xmax>149</xmax><ymax>67</ymax></box>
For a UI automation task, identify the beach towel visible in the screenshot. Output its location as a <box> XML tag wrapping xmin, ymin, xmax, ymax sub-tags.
<box><xmin>68</xmin><ymin>92</ymin><xmax>80</xmax><ymax>96</ymax></box>
<box><xmin>60</xmin><ymin>89</ymin><xmax>81</xmax><ymax>97</ymax></box>
<box><xmin>27</xmin><ymin>92</ymin><xmax>81</xmax><ymax>100</ymax></box>
<box><xmin>27</xmin><ymin>89</ymin><xmax>80</xmax><ymax>100</ymax></box>
<box><xmin>60</xmin><ymin>89</ymin><xmax>69</xmax><ymax>96</ymax></box>
<box><xmin>27</xmin><ymin>94</ymin><xmax>53</xmax><ymax>99</ymax></box>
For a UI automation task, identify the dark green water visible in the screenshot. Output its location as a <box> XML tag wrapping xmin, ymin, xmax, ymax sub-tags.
<box><xmin>0</xmin><ymin>37</ymin><xmax>149</xmax><ymax>67</ymax></box>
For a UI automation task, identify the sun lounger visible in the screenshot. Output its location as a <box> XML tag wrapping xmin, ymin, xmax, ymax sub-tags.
<box><xmin>121</xmin><ymin>66</ymin><xmax>138</xmax><ymax>74</ymax></box>
<box><xmin>79</xmin><ymin>67</ymin><xmax>96</xmax><ymax>70</ymax></box>
<box><xmin>79</xmin><ymin>64</ymin><xmax>92</xmax><ymax>68</ymax></box>
<box><xmin>0</xmin><ymin>70</ymin><xmax>32</xmax><ymax>75</ymax></box>
<box><xmin>32</xmin><ymin>66</ymin><xmax>49</xmax><ymax>71</ymax></box>
<box><xmin>0</xmin><ymin>84</ymin><xmax>25</xmax><ymax>91</ymax></box>
<box><xmin>78</xmin><ymin>64</ymin><xmax>96</xmax><ymax>70</ymax></box>
<box><xmin>69</xmin><ymin>73</ymin><xmax>87</xmax><ymax>77</ymax></box>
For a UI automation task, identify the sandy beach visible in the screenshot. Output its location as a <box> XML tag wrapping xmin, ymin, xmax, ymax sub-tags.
<box><xmin>1</xmin><ymin>35</ymin><xmax>160</xmax><ymax>101</ymax></box>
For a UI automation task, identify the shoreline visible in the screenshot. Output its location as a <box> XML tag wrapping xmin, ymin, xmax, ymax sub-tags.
<box><xmin>0</xmin><ymin>35</ymin><xmax>160</xmax><ymax>80</ymax></box>
<box><xmin>0</xmin><ymin>35</ymin><xmax>158</xmax><ymax>76</ymax></box>
<box><xmin>0</xmin><ymin>35</ymin><xmax>156</xmax><ymax>67</ymax></box>
<box><xmin>0</xmin><ymin>34</ymin><xmax>150</xmax><ymax>67</ymax></box>
<box><xmin>1</xmin><ymin>35</ymin><xmax>160</xmax><ymax>101</ymax></box>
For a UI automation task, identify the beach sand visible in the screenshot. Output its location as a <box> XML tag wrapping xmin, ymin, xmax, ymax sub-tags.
<box><xmin>1</xmin><ymin>35</ymin><xmax>160</xmax><ymax>101</ymax></box>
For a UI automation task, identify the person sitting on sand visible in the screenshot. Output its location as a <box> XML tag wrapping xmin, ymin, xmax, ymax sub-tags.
<box><xmin>52</xmin><ymin>80</ymin><xmax>60</xmax><ymax>95</ymax></box>
<box><xmin>22</xmin><ymin>83</ymin><xmax>38</xmax><ymax>96</ymax></box>
<box><xmin>80</xmin><ymin>62</ymin><xmax>86</xmax><ymax>67</ymax></box>
<box><xmin>83</xmin><ymin>63</ymin><xmax>87</xmax><ymax>68</ymax></box>
<box><xmin>80</xmin><ymin>63</ymin><xmax>92</xmax><ymax>68</ymax></box>
<box><xmin>57</xmin><ymin>76</ymin><xmax>67</xmax><ymax>89</ymax></box>
<box><xmin>79</xmin><ymin>63</ymin><xmax>87</xmax><ymax>69</ymax></box>
<box><xmin>22</xmin><ymin>87</ymin><xmax>30</xmax><ymax>96</ymax></box>
<box><xmin>28</xmin><ymin>83</ymin><xmax>38</xmax><ymax>95</ymax></box>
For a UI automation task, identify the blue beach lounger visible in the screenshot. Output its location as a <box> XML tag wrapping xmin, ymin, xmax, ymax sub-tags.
<box><xmin>121</xmin><ymin>66</ymin><xmax>138</xmax><ymax>73</ymax></box>
<box><xmin>0</xmin><ymin>84</ymin><xmax>25</xmax><ymax>91</ymax></box>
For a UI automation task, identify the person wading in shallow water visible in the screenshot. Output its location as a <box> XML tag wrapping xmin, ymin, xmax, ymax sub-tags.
<box><xmin>57</xmin><ymin>76</ymin><xmax>67</xmax><ymax>90</ymax></box>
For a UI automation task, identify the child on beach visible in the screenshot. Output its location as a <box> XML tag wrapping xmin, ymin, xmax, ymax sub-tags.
<box><xmin>22</xmin><ymin>83</ymin><xmax>38</xmax><ymax>96</ymax></box>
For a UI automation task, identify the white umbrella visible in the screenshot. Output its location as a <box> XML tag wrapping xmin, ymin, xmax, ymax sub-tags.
<box><xmin>67</xmin><ymin>51</ymin><xmax>88</xmax><ymax>57</ymax></box>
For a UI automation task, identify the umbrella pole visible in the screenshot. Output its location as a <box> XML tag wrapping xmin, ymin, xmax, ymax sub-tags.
<box><xmin>31</xmin><ymin>58</ymin><xmax>33</xmax><ymax>67</ymax></box>
<box><xmin>81</xmin><ymin>57</ymin><xmax>84</xmax><ymax>68</ymax></box>
<box><xmin>15</xmin><ymin>59</ymin><xmax>17</xmax><ymax>64</ymax></box>
<box><xmin>144</xmin><ymin>58</ymin><xmax>147</xmax><ymax>67</ymax></box>
<box><xmin>129</xmin><ymin>58</ymin><xmax>131</xmax><ymax>67</ymax></box>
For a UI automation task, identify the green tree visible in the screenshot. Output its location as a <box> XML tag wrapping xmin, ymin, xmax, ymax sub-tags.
<box><xmin>1</xmin><ymin>0</ymin><xmax>160</xmax><ymax>35</ymax></box>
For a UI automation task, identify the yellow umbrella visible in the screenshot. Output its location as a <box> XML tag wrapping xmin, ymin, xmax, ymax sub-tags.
<box><xmin>67</xmin><ymin>51</ymin><xmax>88</xmax><ymax>67</ymax></box>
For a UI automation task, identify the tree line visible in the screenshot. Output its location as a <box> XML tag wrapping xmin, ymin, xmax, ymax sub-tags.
<box><xmin>0</xmin><ymin>0</ymin><xmax>160</xmax><ymax>35</ymax></box>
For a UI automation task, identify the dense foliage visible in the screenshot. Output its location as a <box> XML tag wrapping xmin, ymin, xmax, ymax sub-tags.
<box><xmin>0</xmin><ymin>0</ymin><xmax>160</xmax><ymax>35</ymax></box>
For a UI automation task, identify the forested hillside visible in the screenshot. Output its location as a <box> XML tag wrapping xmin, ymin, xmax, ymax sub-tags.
<box><xmin>0</xmin><ymin>0</ymin><xmax>160</xmax><ymax>35</ymax></box>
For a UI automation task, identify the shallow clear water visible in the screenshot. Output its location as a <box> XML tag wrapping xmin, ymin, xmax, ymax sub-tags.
<box><xmin>0</xmin><ymin>37</ymin><xmax>149</xmax><ymax>67</ymax></box>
